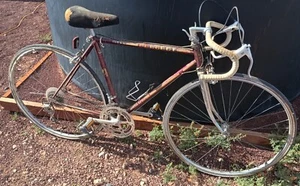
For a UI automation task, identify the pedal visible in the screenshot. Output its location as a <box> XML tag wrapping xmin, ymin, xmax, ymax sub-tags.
<box><xmin>79</xmin><ymin>117</ymin><xmax>94</xmax><ymax>135</ymax></box>
<box><xmin>148</xmin><ymin>102</ymin><xmax>162</xmax><ymax>120</ymax></box>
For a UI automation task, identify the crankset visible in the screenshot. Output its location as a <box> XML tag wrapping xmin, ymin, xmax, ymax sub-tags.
<box><xmin>99</xmin><ymin>106</ymin><xmax>135</xmax><ymax>138</ymax></box>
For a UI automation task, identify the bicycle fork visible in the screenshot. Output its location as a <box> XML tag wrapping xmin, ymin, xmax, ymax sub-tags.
<box><xmin>199</xmin><ymin>80</ymin><xmax>228</xmax><ymax>135</ymax></box>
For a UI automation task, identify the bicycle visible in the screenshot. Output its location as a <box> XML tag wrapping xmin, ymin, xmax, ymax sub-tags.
<box><xmin>8</xmin><ymin>4</ymin><xmax>297</xmax><ymax>177</ymax></box>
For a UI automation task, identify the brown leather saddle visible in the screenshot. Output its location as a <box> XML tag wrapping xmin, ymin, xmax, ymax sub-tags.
<box><xmin>65</xmin><ymin>6</ymin><xmax>119</xmax><ymax>29</ymax></box>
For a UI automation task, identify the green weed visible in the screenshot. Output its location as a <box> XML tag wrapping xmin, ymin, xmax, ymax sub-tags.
<box><xmin>234</xmin><ymin>135</ymin><xmax>300</xmax><ymax>186</ymax></box>
<box><xmin>152</xmin><ymin>150</ymin><xmax>164</xmax><ymax>162</ymax></box>
<box><xmin>162</xmin><ymin>163</ymin><xmax>176</xmax><ymax>184</ymax></box>
<box><xmin>234</xmin><ymin>175</ymin><xmax>266</xmax><ymax>186</ymax></box>
<box><xmin>11</xmin><ymin>112</ymin><xmax>18</xmax><ymax>121</ymax></box>
<box><xmin>205</xmin><ymin>132</ymin><xmax>245</xmax><ymax>151</ymax></box>
<box><xmin>175</xmin><ymin>163</ymin><xmax>188</xmax><ymax>172</ymax></box>
<box><xmin>135</xmin><ymin>130</ymin><xmax>143</xmax><ymax>137</ymax></box>
<box><xmin>118</xmin><ymin>136</ymin><xmax>135</xmax><ymax>145</ymax></box>
<box><xmin>188</xmin><ymin>165</ymin><xmax>198</xmax><ymax>176</ymax></box>
<box><xmin>40</xmin><ymin>33</ymin><xmax>52</xmax><ymax>43</ymax></box>
<box><xmin>178</xmin><ymin>122</ymin><xmax>201</xmax><ymax>150</ymax></box>
<box><xmin>149</xmin><ymin>125</ymin><xmax>164</xmax><ymax>142</ymax></box>
<box><xmin>33</xmin><ymin>125</ymin><xmax>45</xmax><ymax>135</ymax></box>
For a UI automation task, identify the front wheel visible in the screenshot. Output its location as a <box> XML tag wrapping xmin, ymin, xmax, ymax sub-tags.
<box><xmin>9</xmin><ymin>44</ymin><xmax>107</xmax><ymax>140</ymax></box>
<box><xmin>162</xmin><ymin>73</ymin><xmax>297</xmax><ymax>177</ymax></box>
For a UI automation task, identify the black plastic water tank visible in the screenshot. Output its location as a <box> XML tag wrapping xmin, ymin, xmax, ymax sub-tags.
<box><xmin>45</xmin><ymin>0</ymin><xmax>300</xmax><ymax>110</ymax></box>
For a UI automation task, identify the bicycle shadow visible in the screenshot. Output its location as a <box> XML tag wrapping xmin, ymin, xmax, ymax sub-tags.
<box><xmin>79</xmin><ymin>134</ymin><xmax>178</xmax><ymax>176</ymax></box>
<box><xmin>78</xmin><ymin>134</ymin><xmax>216</xmax><ymax>184</ymax></box>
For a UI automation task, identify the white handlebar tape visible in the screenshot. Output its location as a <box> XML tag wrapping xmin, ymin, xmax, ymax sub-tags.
<box><xmin>209</xmin><ymin>21</ymin><xmax>232</xmax><ymax>48</ymax></box>
<box><xmin>200</xmin><ymin>21</ymin><xmax>239</xmax><ymax>81</ymax></box>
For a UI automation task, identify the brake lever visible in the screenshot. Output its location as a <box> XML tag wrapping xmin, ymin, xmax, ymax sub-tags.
<box><xmin>244</xmin><ymin>45</ymin><xmax>253</xmax><ymax>77</ymax></box>
<box><xmin>217</xmin><ymin>21</ymin><xmax>241</xmax><ymax>34</ymax></box>
<box><xmin>210</xmin><ymin>44</ymin><xmax>254</xmax><ymax>77</ymax></box>
<box><xmin>234</xmin><ymin>44</ymin><xmax>253</xmax><ymax>77</ymax></box>
<box><xmin>218</xmin><ymin>21</ymin><xmax>245</xmax><ymax>44</ymax></box>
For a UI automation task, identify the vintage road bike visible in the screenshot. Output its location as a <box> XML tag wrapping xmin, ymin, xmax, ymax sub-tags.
<box><xmin>8</xmin><ymin>5</ymin><xmax>297</xmax><ymax>177</ymax></box>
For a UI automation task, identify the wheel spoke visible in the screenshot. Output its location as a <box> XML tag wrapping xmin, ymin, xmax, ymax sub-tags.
<box><xmin>9</xmin><ymin>44</ymin><xmax>107</xmax><ymax>140</ymax></box>
<box><xmin>163</xmin><ymin>75</ymin><xmax>296</xmax><ymax>177</ymax></box>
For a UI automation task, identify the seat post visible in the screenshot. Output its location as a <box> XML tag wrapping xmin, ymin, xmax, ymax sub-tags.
<box><xmin>89</xmin><ymin>29</ymin><xmax>96</xmax><ymax>37</ymax></box>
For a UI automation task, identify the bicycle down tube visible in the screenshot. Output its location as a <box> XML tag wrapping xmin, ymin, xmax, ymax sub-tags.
<box><xmin>99</xmin><ymin>36</ymin><xmax>203</xmax><ymax>112</ymax></box>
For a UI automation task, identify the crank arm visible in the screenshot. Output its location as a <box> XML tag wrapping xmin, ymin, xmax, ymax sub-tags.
<box><xmin>131</xmin><ymin>110</ymin><xmax>154</xmax><ymax>118</ymax></box>
<box><xmin>79</xmin><ymin>116</ymin><xmax>119</xmax><ymax>135</ymax></box>
<box><xmin>83</xmin><ymin>117</ymin><xmax>119</xmax><ymax>126</ymax></box>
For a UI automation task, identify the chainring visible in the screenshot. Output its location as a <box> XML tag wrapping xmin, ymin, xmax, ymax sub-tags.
<box><xmin>99</xmin><ymin>106</ymin><xmax>135</xmax><ymax>138</ymax></box>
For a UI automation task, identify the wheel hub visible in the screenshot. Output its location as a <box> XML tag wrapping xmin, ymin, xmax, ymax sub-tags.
<box><xmin>45</xmin><ymin>87</ymin><xmax>65</xmax><ymax>103</ymax></box>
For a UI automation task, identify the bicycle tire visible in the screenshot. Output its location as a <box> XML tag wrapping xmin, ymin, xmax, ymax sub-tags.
<box><xmin>9</xmin><ymin>44</ymin><xmax>108</xmax><ymax>140</ymax></box>
<box><xmin>162</xmin><ymin>73</ymin><xmax>297</xmax><ymax>177</ymax></box>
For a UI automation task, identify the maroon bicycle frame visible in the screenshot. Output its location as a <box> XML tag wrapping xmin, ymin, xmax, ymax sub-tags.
<box><xmin>56</xmin><ymin>35</ymin><xmax>204</xmax><ymax>113</ymax></box>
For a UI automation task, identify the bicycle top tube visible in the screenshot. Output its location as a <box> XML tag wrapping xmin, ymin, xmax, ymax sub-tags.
<box><xmin>65</xmin><ymin>5</ymin><xmax>196</xmax><ymax>55</ymax></box>
<box><xmin>94</xmin><ymin>34</ymin><xmax>195</xmax><ymax>55</ymax></box>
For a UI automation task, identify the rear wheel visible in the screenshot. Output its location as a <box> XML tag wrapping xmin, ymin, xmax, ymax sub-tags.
<box><xmin>163</xmin><ymin>74</ymin><xmax>297</xmax><ymax>177</ymax></box>
<box><xmin>9</xmin><ymin>44</ymin><xmax>107</xmax><ymax>140</ymax></box>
